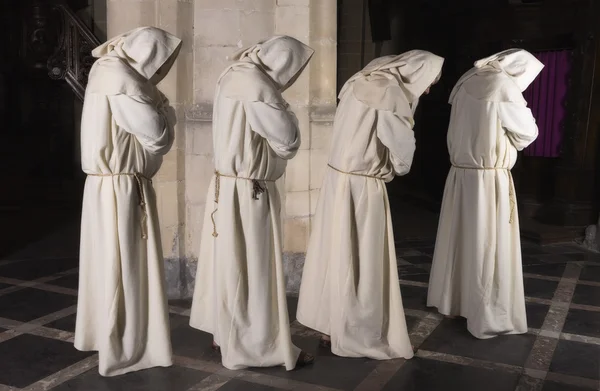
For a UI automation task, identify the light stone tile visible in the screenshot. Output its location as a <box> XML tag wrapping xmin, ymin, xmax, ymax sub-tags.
<box><xmin>309</xmin><ymin>189</ymin><xmax>320</xmax><ymax>215</ymax></box>
<box><xmin>194</xmin><ymin>9</ymin><xmax>240</xmax><ymax>46</ymax></box>
<box><xmin>275</xmin><ymin>5</ymin><xmax>309</xmax><ymax>39</ymax></box>
<box><xmin>310</xmin><ymin>121</ymin><xmax>332</xmax><ymax>151</ymax></box>
<box><xmin>239</xmin><ymin>10</ymin><xmax>275</xmax><ymax>49</ymax></box>
<box><xmin>186</xmin><ymin>202</ymin><xmax>206</xmax><ymax>259</ymax></box>
<box><xmin>188</xmin><ymin>121</ymin><xmax>214</xmax><ymax>155</ymax></box>
<box><xmin>284</xmin><ymin>149</ymin><xmax>310</xmax><ymax>192</ymax></box>
<box><xmin>156</xmin><ymin>181</ymin><xmax>180</xmax><ymax>228</ymax></box>
<box><xmin>285</xmin><ymin>190</ymin><xmax>310</xmax><ymax>217</ymax></box>
<box><xmin>309</xmin><ymin>41</ymin><xmax>337</xmax><ymax>102</ymax></box>
<box><xmin>195</xmin><ymin>0</ymin><xmax>239</xmax><ymax>10</ymax></box>
<box><xmin>194</xmin><ymin>45</ymin><xmax>236</xmax><ymax>102</ymax></box>
<box><xmin>156</xmin><ymin>151</ymin><xmax>178</xmax><ymax>182</ymax></box>
<box><xmin>185</xmin><ymin>154</ymin><xmax>214</xmax><ymax>204</ymax></box>
<box><xmin>293</xmin><ymin>106</ymin><xmax>310</xmax><ymax>150</ymax></box>
<box><xmin>107</xmin><ymin>2</ymin><xmax>156</xmax><ymax>37</ymax></box>
<box><xmin>309</xmin><ymin>148</ymin><xmax>329</xmax><ymax>190</ymax></box>
<box><xmin>175</xmin><ymin>51</ymin><xmax>194</xmax><ymax>104</ymax></box>
<box><xmin>276</xmin><ymin>0</ymin><xmax>309</xmax><ymax>6</ymax></box>
<box><xmin>284</xmin><ymin>217</ymin><xmax>309</xmax><ymax>253</ymax></box>
<box><xmin>239</xmin><ymin>0</ymin><xmax>276</xmax><ymax>11</ymax></box>
<box><xmin>309</xmin><ymin>0</ymin><xmax>337</xmax><ymax>40</ymax></box>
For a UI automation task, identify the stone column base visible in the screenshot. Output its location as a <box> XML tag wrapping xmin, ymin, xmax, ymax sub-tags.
<box><xmin>164</xmin><ymin>252</ymin><xmax>307</xmax><ymax>300</ymax></box>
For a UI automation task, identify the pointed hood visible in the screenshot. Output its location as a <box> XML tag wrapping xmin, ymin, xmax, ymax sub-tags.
<box><xmin>92</xmin><ymin>26</ymin><xmax>182</xmax><ymax>85</ymax></box>
<box><xmin>339</xmin><ymin>50</ymin><xmax>445</xmax><ymax>106</ymax></box>
<box><xmin>221</xmin><ymin>35</ymin><xmax>314</xmax><ymax>92</ymax></box>
<box><xmin>449</xmin><ymin>49</ymin><xmax>544</xmax><ymax>103</ymax></box>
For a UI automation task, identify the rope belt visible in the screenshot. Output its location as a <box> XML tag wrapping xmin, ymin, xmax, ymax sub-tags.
<box><xmin>327</xmin><ymin>164</ymin><xmax>385</xmax><ymax>181</ymax></box>
<box><xmin>88</xmin><ymin>172</ymin><xmax>152</xmax><ymax>239</ymax></box>
<box><xmin>452</xmin><ymin>165</ymin><xmax>515</xmax><ymax>224</ymax></box>
<box><xmin>210</xmin><ymin>171</ymin><xmax>276</xmax><ymax>238</ymax></box>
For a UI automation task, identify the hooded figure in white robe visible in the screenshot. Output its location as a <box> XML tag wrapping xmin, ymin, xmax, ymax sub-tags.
<box><xmin>75</xmin><ymin>27</ymin><xmax>182</xmax><ymax>376</ymax></box>
<box><xmin>427</xmin><ymin>49</ymin><xmax>544</xmax><ymax>339</ymax></box>
<box><xmin>189</xmin><ymin>36</ymin><xmax>314</xmax><ymax>371</ymax></box>
<box><xmin>296</xmin><ymin>50</ymin><xmax>444</xmax><ymax>360</ymax></box>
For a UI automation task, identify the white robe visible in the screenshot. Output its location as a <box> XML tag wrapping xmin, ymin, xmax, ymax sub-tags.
<box><xmin>75</xmin><ymin>27</ymin><xmax>181</xmax><ymax>376</ymax></box>
<box><xmin>190</xmin><ymin>36</ymin><xmax>314</xmax><ymax>371</ymax></box>
<box><xmin>296</xmin><ymin>85</ymin><xmax>415</xmax><ymax>359</ymax></box>
<box><xmin>297</xmin><ymin>51</ymin><xmax>443</xmax><ymax>360</ymax></box>
<box><xmin>427</xmin><ymin>68</ymin><xmax>540</xmax><ymax>339</ymax></box>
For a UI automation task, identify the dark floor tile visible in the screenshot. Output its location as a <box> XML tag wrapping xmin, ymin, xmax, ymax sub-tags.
<box><xmin>396</xmin><ymin>240</ymin><xmax>436</xmax><ymax>249</ymax></box>
<box><xmin>52</xmin><ymin>366</ymin><xmax>210</xmax><ymax>391</ymax></box>
<box><xmin>0</xmin><ymin>288</ymin><xmax>76</xmax><ymax>322</ymax></box>
<box><xmin>287</xmin><ymin>296</ymin><xmax>298</xmax><ymax>323</ymax></box>
<box><xmin>382</xmin><ymin>357</ymin><xmax>520</xmax><ymax>391</ymax></box>
<box><xmin>399</xmin><ymin>285</ymin><xmax>429</xmax><ymax>312</ymax></box>
<box><xmin>571</xmin><ymin>284</ymin><xmax>600</xmax><ymax>307</ymax></box>
<box><xmin>400</xmin><ymin>255</ymin><xmax>432</xmax><ymax>265</ymax></box>
<box><xmin>524</xmin><ymin>278</ymin><xmax>559</xmax><ymax>300</ymax></box>
<box><xmin>170</xmin><ymin>318</ymin><xmax>221</xmax><ymax>363</ymax></box>
<box><xmin>419</xmin><ymin>318</ymin><xmax>536</xmax><ymax>366</ymax></box>
<box><xmin>169</xmin><ymin>299</ymin><xmax>192</xmax><ymax>309</ymax></box>
<box><xmin>542</xmin><ymin>380</ymin><xmax>598</xmax><ymax>391</ymax></box>
<box><xmin>400</xmin><ymin>273</ymin><xmax>430</xmax><ymax>283</ymax></box>
<box><xmin>522</xmin><ymin>255</ymin><xmax>548</xmax><ymax>266</ymax></box>
<box><xmin>523</xmin><ymin>263</ymin><xmax>566</xmax><ymax>278</ymax></box>
<box><xmin>536</xmin><ymin>254</ymin><xmax>579</xmax><ymax>264</ymax></box>
<box><xmin>250</xmin><ymin>336</ymin><xmax>378</xmax><ymax>390</ymax></box>
<box><xmin>419</xmin><ymin>247</ymin><xmax>435</xmax><ymax>256</ymax></box>
<box><xmin>406</xmin><ymin>315</ymin><xmax>420</xmax><ymax>332</ymax></box>
<box><xmin>48</xmin><ymin>274</ymin><xmax>79</xmax><ymax>289</ymax></box>
<box><xmin>0</xmin><ymin>334</ymin><xmax>93</xmax><ymax>388</ymax></box>
<box><xmin>527</xmin><ymin>303</ymin><xmax>550</xmax><ymax>329</ymax></box>
<box><xmin>579</xmin><ymin>265</ymin><xmax>600</xmax><ymax>283</ymax></box>
<box><xmin>397</xmin><ymin>249</ymin><xmax>425</xmax><ymax>257</ymax></box>
<box><xmin>398</xmin><ymin>264</ymin><xmax>430</xmax><ymax>282</ymax></box>
<box><xmin>0</xmin><ymin>257</ymin><xmax>78</xmax><ymax>280</ymax></box>
<box><xmin>544</xmin><ymin>244</ymin><xmax>588</xmax><ymax>255</ymax></box>
<box><xmin>549</xmin><ymin>339</ymin><xmax>600</xmax><ymax>380</ymax></box>
<box><xmin>522</xmin><ymin>246</ymin><xmax>549</xmax><ymax>256</ymax></box>
<box><xmin>562</xmin><ymin>309</ymin><xmax>600</xmax><ymax>339</ymax></box>
<box><xmin>560</xmin><ymin>252</ymin><xmax>600</xmax><ymax>263</ymax></box>
<box><xmin>218</xmin><ymin>379</ymin><xmax>280</xmax><ymax>391</ymax></box>
<box><xmin>45</xmin><ymin>314</ymin><xmax>77</xmax><ymax>332</ymax></box>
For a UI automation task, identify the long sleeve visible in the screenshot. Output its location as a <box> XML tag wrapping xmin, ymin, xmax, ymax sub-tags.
<box><xmin>498</xmin><ymin>101</ymin><xmax>539</xmax><ymax>151</ymax></box>
<box><xmin>376</xmin><ymin>110</ymin><xmax>416</xmax><ymax>176</ymax></box>
<box><xmin>244</xmin><ymin>100</ymin><xmax>301</xmax><ymax>160</ymax></box>
<box><xmin>108</xmin><ymin>94</ymin><xmax>172</xmax><ymax>155</ymax></box>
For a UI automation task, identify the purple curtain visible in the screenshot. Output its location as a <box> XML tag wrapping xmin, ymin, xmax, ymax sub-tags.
<box><xmin>523</xmin><ymin>50</ymin><xmax>572</xmax><ymax>157</ymax></box>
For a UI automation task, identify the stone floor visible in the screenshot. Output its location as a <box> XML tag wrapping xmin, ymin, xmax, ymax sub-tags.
<box><xmin>0</xmin><ymin>222</ymin><xmax>599</xmax><ymax>391</ymax></box>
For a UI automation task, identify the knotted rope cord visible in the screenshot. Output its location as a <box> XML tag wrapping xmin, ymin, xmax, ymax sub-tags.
<box><xmin>451</xmin><ymin>165</ymin><xmax>516</xmax><ymax>224</ymax></box>
<box><xmin>88</xmin><ymin>172</ymin><xmax>152</xmax><ymax>239</ymax></box>
<box><xmin>327</xmin><ymin>164</ymin><xmax>385</xmax><ymax>180</ymax></box>
<box><xmin>210</xmin><ymin>171</ymin><xmax>275</xmax><ymax>237</ymax></box>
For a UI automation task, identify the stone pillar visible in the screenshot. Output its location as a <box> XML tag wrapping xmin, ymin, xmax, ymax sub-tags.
<box><xmin>106</xmin><ymin>0</ymin><xmax>193</xmax><ymax>298</ymax></box>
<box><xmin>278</xmin><ymin>0</ymin><xmax>337</xmax><ymax>293</ymax></box>
<box><xmin>107</xmin><ymin>0</ymin><xmax>337</xmax><ymax>298</ymax></box>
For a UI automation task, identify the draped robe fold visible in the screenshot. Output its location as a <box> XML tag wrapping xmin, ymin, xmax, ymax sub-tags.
<box><xmin>296</xmin><ymin>82</ymin><xmax>415</xmax><ymax>360</ymax></box>
<box><xmin>427</xmin><ymin>74</ymin><xmax>539</xmax><ymax>339</ymax></box>
<box><xmin>189</xmin><ymin>66</ymin><xmax>303</xmax><ymax>371</ymax></box>
<box><xmin>75</xmin><ymin>27</ymin><xmax>181</xmax><ymax>376</ymax></box>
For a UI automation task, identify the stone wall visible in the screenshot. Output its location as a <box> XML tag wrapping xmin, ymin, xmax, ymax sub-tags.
<box><xmin>106</xmin><ymin>0</ymin><xmax>337</xmax><ymax>298</ymax></box>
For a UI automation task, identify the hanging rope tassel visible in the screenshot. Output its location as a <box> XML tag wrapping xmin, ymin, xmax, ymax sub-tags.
<box><xmin>508</xmin><ymin>172</ymin><xmax>516</xmax><ymax>224</ymax></box>
<box><xmin>211</xmin><ymin>172</ymin><xmax>221</xmax><ymax>237</ymax></box>
<box><xmin>210</xmin><ymin>172</ymin><xmax>275</xmax><ymax>238</ymax></box>
<box><xmin>252</xmin><ymin>180</ymin><xmax>266</xmax><ymax>200</ymax></box>
<box><xmin>88</xmin><ymin>172</ymin><xmax>151</xmax><ymax>240</ymax></box>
